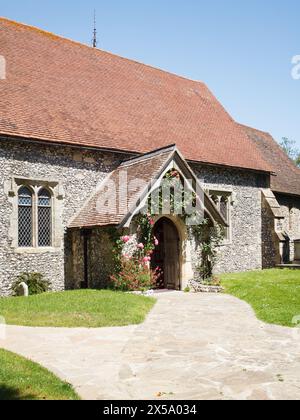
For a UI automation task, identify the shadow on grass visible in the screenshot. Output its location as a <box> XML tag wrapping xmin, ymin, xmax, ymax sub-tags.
<box><xmin>0</xmin><ymin>384</ymin><xmax>35</xmax><ymax>400</ymax></box>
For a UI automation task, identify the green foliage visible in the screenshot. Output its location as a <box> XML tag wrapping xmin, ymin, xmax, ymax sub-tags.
<box><xmin>108</xmin><ymin>217</ymin><xmax>159</xmax><ymax>291</ymax></box>
<box><xmin>108</xmin><ymin>227</ymin><xmax>124</xmax><ymax>274</ymax></box>
<box><xmin>12</xmin><ymin>272</ymin><xmax>50</xmax><ymax>296</ymax></box>
<box><xmin>146</xmin><ymin>169</ymin><xmax>189</xmax><ymax>216</ymax></box>
<box><xmin>280</xmin><ymin>137</ymin><xmax>300</xmax><ymax>167</ymax></box>
<box><xmin>110</xmin><ymin>256</ymin><xmax>159</xmax><ymax>292</ymax></box>
<box><xmin>136</xmin><ymin>214</ymin><xmax>155</xmax><ymax>255</ymax></box>
<box><xmin>192</xmin><ymin>220</ymin><xmax>225</xmax><ymax>283</ymax></box>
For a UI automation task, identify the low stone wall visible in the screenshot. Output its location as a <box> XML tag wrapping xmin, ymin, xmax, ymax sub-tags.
<box><xmin>189</xmin><ymin>280</ymin><xmax>224</xmax><ymax>294</ymax></box>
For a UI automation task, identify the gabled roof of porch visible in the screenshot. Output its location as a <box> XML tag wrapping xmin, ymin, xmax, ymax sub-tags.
<box><xmin>68</xmin><ymin>145</ymin><xmax>227</xmax><ymax>229</ymax></box>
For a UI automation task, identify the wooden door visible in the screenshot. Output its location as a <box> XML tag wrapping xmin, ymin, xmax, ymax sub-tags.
<box><xmin>152</xmin><ymin>218</ymin><xmax>180</xmax><ymax>290</ymax></box>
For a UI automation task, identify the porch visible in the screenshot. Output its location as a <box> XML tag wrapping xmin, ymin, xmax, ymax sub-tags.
<box><xmin>66</xmin><ymin>145</ymin><xmax>227</xmax><ymax>292</ymax></box>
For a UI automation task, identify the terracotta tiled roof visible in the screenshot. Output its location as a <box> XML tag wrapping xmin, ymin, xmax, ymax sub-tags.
<box><xmin>0</xmin><ymin>18</ymin><xmax>271</xmax><ymax>173</ymax></box>
<box><xmin>69</xmin><ymin>145</ymin><xmax>227</xmax><ymax>228</ymax></box>
<box><xmin>240</xmin><ymin>124</ymin><xmax>300</xmax><ymax>197</ymax></box>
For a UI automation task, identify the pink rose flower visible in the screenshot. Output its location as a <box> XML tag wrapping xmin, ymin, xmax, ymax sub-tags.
<box><xmin>121</xmin><ymin>236</ymin><xmax>130</xmax><ymax>244</ymax></box>
<box><xmin>137</xmin><ymin>243</ymin><xmax>144</xmax><ymax>250</ymax></box>
<box><xmin>154</xmin><ymin>237</ymin><xmax>159</xmax><ymax>246</ymax></box>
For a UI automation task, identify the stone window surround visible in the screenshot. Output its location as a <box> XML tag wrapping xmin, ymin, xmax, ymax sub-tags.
<box><xmin>7</xmin><ymin>176</ymin><xmax>64</xmax><ymax>254</ymax></box>
<box><xmin>208</xmin><ymin>188</ymin><xmax>233</xmax><ymax>245</ymax></box>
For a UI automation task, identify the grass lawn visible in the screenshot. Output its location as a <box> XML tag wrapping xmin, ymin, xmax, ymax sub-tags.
<box><xmin>0</xmin><ymin>290</ymin><xmax>156</xmax><ymax>328</ymax></box>
<box><xmin>221</xmin><ymin>269</ymin><xmax>300</xmax><ymax>327</ymax></box>
<box><xmin>0</xmin><ymin>349</ymin><xmax>79</xmax><ymax>400</ymax></box>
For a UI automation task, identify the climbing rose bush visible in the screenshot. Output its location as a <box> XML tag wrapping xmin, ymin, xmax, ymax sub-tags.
<box><xmin>110</xmin><ymin>256</ymin><xmax>160</xmax><ymax>292</ymax></box>
<box><xmin>110</xmin><ymin>215</ymin><xmax>162</xmax><ymax>292</ymax></box>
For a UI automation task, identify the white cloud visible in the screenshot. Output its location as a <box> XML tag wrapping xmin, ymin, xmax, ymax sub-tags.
<box><xmin>291</xmin><ymin>55</ymin><xmax>300</xmax><ymax>80</ymax></box>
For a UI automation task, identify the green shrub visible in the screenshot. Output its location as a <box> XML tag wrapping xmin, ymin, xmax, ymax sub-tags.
<box><xmin>12</xmin><ymin>272</ymin><xmax>50</xmax><ymax>296</ymax></box>
<box><xmin>110</xmin><ymin>257</ymin><xmax>159</xmax><ymax>292</ymax></box>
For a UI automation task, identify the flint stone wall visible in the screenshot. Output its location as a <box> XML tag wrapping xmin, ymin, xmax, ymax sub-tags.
<box><xmin>192</xmin><ymin>163</ymin><xmax>267</xmax><ymax>274</ymax></box>
<box><xmin>261</xmin><ymin>197</ymin><xmax>280</xmax><ymax>268</ymax></box>
<box><xmin>66</xmin><ymin>228</ymin><xmax>116</xmax><ymax>290</ymax></box>
<box><xmin>0</xmin><ymin>136</ymin><xmax>281</xmax><ymax>295</ymax></box>
<box><xmin>0</xmin><ymin>137</ymin><xmax>126</xmax><ymax>296</ymax></box>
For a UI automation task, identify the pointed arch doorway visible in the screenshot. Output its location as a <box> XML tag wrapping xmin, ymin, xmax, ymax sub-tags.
<box><xmin>151</xmin><ymin>217</ymin><xmax>181</xmax><ymax>290</ymax></box>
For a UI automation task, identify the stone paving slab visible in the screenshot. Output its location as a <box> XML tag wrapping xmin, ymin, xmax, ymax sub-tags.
<box><xmin>1</xmin><ymin>292</ymin><xmax>300</xmax><ymax>400</ymax></box>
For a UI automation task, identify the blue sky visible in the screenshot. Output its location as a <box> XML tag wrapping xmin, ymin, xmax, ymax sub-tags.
<box><xmin>1</xmin><ymin>0</ymin><xmax>300</xmax><ymax>148</ymax></box>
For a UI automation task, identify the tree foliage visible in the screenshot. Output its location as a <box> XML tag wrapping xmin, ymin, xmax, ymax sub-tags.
<box><xmin>280</xmin><ymin>137</ymin><xmax>300</xmax><ymax>167</ymax></box>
